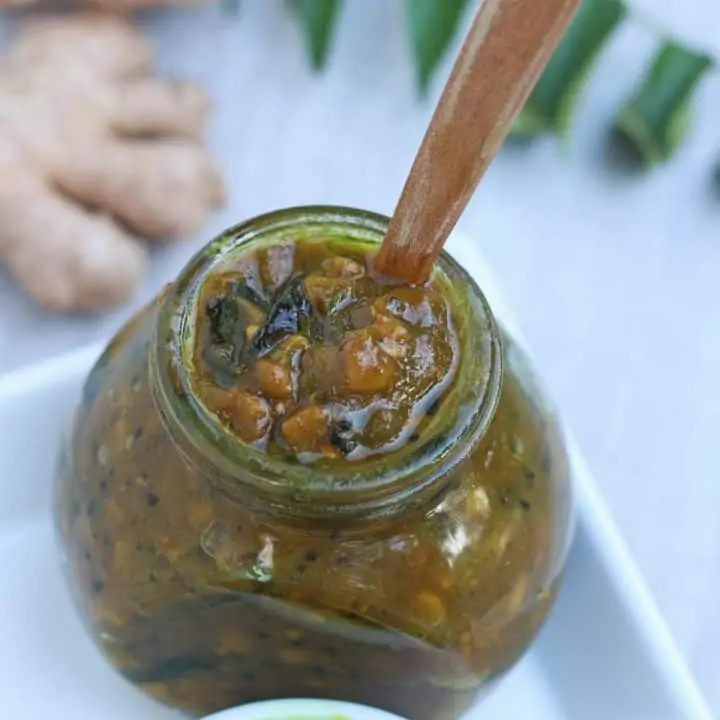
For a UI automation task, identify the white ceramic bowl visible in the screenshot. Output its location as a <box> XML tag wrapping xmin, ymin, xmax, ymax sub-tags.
<box><xmin>204</xmin><ymin>699</ymin><xmax>406</xmax><ymax>720</ymax></box>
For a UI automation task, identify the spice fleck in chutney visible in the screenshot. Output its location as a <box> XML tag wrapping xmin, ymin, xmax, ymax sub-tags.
<box><xmin>55</xmin><ymin>207</ymin><xmax>573</xmax><ymax>720</ymax></box>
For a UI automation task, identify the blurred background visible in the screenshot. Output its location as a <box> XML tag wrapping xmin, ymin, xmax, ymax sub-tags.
<box><xmin>0</xmin><ymin>0</ymin><xmax>719</xmax><ymax>711</ymax></box>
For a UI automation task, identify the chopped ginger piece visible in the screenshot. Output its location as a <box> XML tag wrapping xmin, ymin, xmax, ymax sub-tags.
<box><xmin>414</xmin><ymin>591</ymin><xmax>446</xmax><ymax>626</ymax></box>
<box><xmin>224</xmin><ymin>390</ymin><xmax>271</xmax><ymax>442</ymax></box>
<box><xmin>321</xmin><ymin>255</ymin><xmax>366</xmax><ymax>278</ymax></box>
<box><xmin>373</xmin><ymin>313</ymin><xmax>410</xmax><ymax>359</ymax></box>
<box><xmin>282</xmin><ymin>404</ymin><xmax>328</xmax><ymax>452</ymax></box>
<box><xmin>255</xmin><ymin>359</ymin><xmax>293</xmax><ymax>400</ymax></box>
<box><xmin>341</xmin><ymin>330</ymin><xmax>396</xmax><ymax>393</ymax></box>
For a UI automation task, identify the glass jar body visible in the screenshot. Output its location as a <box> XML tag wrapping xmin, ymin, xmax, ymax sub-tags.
<box><xmin>55</xmin><ymin>210</ymin><xmax>573</xmax><ymax>720</ymax></box>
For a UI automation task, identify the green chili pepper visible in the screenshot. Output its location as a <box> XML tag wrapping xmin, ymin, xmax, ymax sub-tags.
<box><xmin>510</xmin><ymin>0</ymin><xmax>627</xmax><ymax>141</ymax></box>
<box><xmin>611</xmin><ymin>41</ymin><xmax>713</xmax><ymax>168</ymax></box>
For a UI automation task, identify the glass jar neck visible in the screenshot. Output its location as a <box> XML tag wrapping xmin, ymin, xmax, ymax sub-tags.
<box><xmin>150</xmin><ymin>206</ymin><xmax>502</xmax><ymax>526</ymax></box>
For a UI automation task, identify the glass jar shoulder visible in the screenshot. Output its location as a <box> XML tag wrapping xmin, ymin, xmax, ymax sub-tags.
<box><xmin>385</xmin><ymin>327</ymin><xmax>575</xmax><ymax>671</ymax></box>
<box><xmin>458</xmin><ymin>326</ymin><xmax>573</xmax><ymax>595</ymax></box>
<box><xmin>489</xmin><ymin>326</ymin><xmax>574</xmax><ymax>573</ymax></box>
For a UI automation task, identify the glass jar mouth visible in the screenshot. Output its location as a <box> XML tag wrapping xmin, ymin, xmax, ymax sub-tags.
<box><xmin>152</xmin><ymin>206</ymin><xmax>502</xmax><ymax>521</ymax></box>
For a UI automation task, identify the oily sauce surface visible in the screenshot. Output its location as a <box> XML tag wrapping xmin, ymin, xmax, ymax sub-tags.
<box><xmin>193</xmin><ymin>238</ymin><xmax>459</xmax><ymax>461</ymax></box>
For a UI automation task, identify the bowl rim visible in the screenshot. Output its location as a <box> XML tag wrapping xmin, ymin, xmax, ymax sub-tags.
<box><xmin>202</xmin><ymin>699</ymin><xmax>408</xmax><ymax>720</ymax></box>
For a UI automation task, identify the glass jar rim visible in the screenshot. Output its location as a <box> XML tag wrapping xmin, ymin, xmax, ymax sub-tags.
<box><xmin>152</xmin><ymin>205</ymin><xmax>502</xmax><ymax>521</ymax></box>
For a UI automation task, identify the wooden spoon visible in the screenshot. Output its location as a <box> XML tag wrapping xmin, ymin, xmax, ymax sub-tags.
<box><xmin>374</xmin><ymin>0</ymin><xmax>580</xmax><ymax>284</ymax></box>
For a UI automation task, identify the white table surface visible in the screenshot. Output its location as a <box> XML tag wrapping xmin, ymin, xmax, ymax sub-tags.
<box><xmin>1</xmin><ymin>0</ymin><xmax>719</xmax><ymax>712</ymax></box>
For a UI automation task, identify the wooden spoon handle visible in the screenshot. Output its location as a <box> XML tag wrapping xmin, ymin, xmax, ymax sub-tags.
<box><xmin>374</xmin><ymin>0</ymin><xmax>579</xmax><ymax>284</ymax></box>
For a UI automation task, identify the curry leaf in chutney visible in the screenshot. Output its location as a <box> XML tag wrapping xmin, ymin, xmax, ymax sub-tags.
<box><xmin>204</xmin><ymin>282</ymin><xmax>261</xmax><ymax>374</ymax></box>
<box><xmin>250</xmin><ymin>277</ymin><xmax>318</xmax><ymax>357</ymax></box>
<box><xmin>206</xmin><ymin>293</ymin><xmax>242</xmax><ymax>347</ymax></box>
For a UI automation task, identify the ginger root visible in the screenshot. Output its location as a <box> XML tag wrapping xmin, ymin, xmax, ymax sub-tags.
<box><xmin>0</xmin><ymin>13</ymin><xmax>224</xmax><ymax>311</ymax></box>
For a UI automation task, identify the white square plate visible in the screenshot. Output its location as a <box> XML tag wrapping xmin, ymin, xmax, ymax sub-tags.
<box><xmin>0</xmin><ymin>239</ymin><xmax>711</xmax><ymax>720</ymax></box>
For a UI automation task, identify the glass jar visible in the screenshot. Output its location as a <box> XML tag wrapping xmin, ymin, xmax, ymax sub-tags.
<box><xmin>55</xmin><ymin>207</ymin><xmax>573</xmax><ymax>720</ymax></box>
